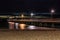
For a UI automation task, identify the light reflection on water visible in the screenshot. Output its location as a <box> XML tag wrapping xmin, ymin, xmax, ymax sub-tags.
<box><xmin>0</xmin><ymin>21</ymin><xmax>60</xmax><ymax>29</ymax></box>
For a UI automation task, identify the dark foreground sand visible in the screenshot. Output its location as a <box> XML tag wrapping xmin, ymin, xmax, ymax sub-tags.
<box><xmin>0</xmin><ymin>30</ymin><xmax>60</xmax><ymax>40</ymax></box>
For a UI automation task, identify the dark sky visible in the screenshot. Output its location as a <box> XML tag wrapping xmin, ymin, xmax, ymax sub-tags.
<box><xmin>0</xmin><ymin>0</ymin><xmax>60</xmax><ymax>14</ymax></box>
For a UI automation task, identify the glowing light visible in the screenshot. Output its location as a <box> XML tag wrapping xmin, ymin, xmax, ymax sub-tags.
<box><xmin>21</xmin><ymin>14</ymin><xmax>24</xmax><ymax>18</ymax></box>
<box><xmin>51</xmin><ymin>9</ymin><xmax>55</xmax><ymax>13</ymax></box>
<box><xmin>27</xmin><ymin>25</ymin><xmax>36</xmax><ymax>29</ymax></box>
<box><xmin>30</xmin><ymin>13</ymin><xmax>34</xmax><ymax>17</ymax></box>
<box><xmin>15</xmin><ymin>23</ymin><xmax>19</xmax><ymax>29</ymax></box>
<box><xmin>8</xmin><ymin>22</ymin><xmax>14</xmax><ymax>30</ymax></box>
<box><xmin>8</xmin><ymin>22</ymin><xmax>14</xmax><ymax>24</ymax></box>
<box><xmin>19</xmin><ymin>24</ymin><xmax>26</xmax><ymax>30</ymax></box>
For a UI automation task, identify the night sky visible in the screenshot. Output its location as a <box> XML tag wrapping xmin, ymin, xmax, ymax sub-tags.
<box><xmin>0</xmin><ymin>0</ymin><xmax>60</xmax><ymax>14</ymax></box>
<box><xmin>0</xmin><ymin>0</ymin><xmax>60</xmax><ymax>28</ymax></box>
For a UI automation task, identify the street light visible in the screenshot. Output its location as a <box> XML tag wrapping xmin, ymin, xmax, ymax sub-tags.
<box><xmin>30</xmin><ymin>13</ymin><xmax>35</xmax><ymax>27</ymax></box>
<box><xmin>50</xmin><ymin>9</ymin><xmax>55</xmax><ymax>28</ymax></box>
<box><xmin>30</xmin><ymin>13</ymin><xmax>34</xmax><ymax>17</ymax></box>
<box><xmin>51</xmin><ymin>9</ymin><xmax>55</xmax><ymax>13</ymax></box>
<box><xmin>21</xmin><ymin>14</ymin><xmax>24</xmax><ymax>18</ymax></box>
<box><xmin>50</xmin><ymin>9</ymin><xmax>55</xmax><ymax>19</ymax></box>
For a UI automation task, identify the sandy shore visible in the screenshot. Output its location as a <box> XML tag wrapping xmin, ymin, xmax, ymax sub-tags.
<box><xmin>0</xmin><ymin>30</ymin><xmax>60</xmax><ymax>40</ymax></box>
